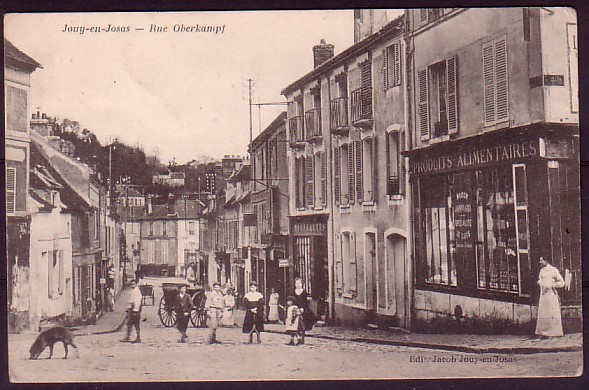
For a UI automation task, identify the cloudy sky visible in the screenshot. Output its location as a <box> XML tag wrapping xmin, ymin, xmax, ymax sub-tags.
<box><xmin>5</xmin><ymin>11</ymin><xmax>368</xmax><ymax>163</ymax></box>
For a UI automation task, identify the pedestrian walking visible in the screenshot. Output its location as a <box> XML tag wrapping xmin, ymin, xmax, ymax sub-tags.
<box><xmin>105</xmin><ymin>287</ymin><xmax>115</xmax><ymax>312</ymax></box>
<box><xmin>284</xmin><ymin>296</ymin><xmax>302</xmax><ymax>346</ymax></box>
<box><xmin>242</xmin><ymin>282</ymin><xmax>264</xmax><ymax>344</ymax></box>
<box><xmin>267</xmin><ymin>288</ymin><xmax>280</xmax><ymax>323</ymax></box>
<box><xmin>121</xmin><ymin>280</ymin><xmax>142</xmax><ymax>343</ymax></box>
<box><xmin>186</xmin><ymin>262</ymin><xmax>197</xmax><ymax>287</ymax></box>
<box><xmin>292</xmin><ymin>278</ymin><xmax>316</xmax><ymax>345</ymax></box>
<box><xmin>175</xmin><ymin>284</ymin><xmax>193</xmax><ymax>343</ymax></box>
<box><xmin>206</xmin><ymin>282</ymin><xmax>225</xmax><ymax>344</ymax></box>
<box><xmin>535</xmin><ymin>256</ymin><xmax>565</xmax><ymax>338</ymax></box>
<box><xmin>221</xmin><ymin>287</ymin><xmax>237</xmax><ymax>327</ymax></box>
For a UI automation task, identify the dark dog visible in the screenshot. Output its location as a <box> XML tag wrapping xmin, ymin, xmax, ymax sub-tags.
<box><xmin>29</xmin><ymin>327</ymin><xmax>78</xmax><ymax>360</ymax></box>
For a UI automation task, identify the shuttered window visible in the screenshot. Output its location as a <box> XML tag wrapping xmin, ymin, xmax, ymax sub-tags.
<box><xmin>447</xmin><ymin>56</ymin><xmax>458</xmax><ymax>133</ymax></box>
<box><xmin>333</xmin><ymin>148</ymin><xmax>341</xmax><ymax>205</ymax></box>
<box><xmin>420</xmin><ymin>9</ymin><xmax>428</xmax><ymax>23</ymax></box>
<box><xmin>306</xmin><ymin>154</ymin><xmax>315</xmax><ymax>207</ymax></box>
<box><xmin>355</xmin><ymin>140</ymin><xmax>363</xmax><ymax>203</ymax></box>
<box><xmin>362</xmin><ymin>138</ymin><xmax>374</xmax><ymax>202</ymax></box>
<box><xmin>483</xmin><ymin>36</ymin><xmax>509</xmax><ymax>125</ymax></box>
<box><xmin>372</xmin><ymin>137</ymin><xmax>378</xmax><ymax>199</ymax></box>
<box><xmin>418</xmin><ymin>68</ymin><xmax>429</xmax><ymax>139</ymax></box>
<box><xmin>6</xmin><ymin>167</ymin><xmax>16</xmax><ymax>215</ymax></box>
<box><xmin>335</xmin><ymin>234</ymin><xmax>343</xmax><ymax>292</ymax></box>
<box><xmin>383</xmin><ymin>42</ymin><xmax>402</xmax><ymax>90</ymax></box>
<box><xmin>347</xmin><ymin>144</ymin><xmax>355</xmax><ymax>204</ymax></box>
<box><xmin>321</xmin><ymin>151</ymin><xmax>327</xmax><ymax>206</ymax></box>
<box><xmin>350</xmin><ymin>232</ymin><xmax>358</xmax><ymax>292</ymax></box>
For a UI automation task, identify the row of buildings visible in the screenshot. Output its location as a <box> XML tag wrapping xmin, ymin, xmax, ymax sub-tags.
<box><xmin>6</xmin><ymin>39</ymin><xmax>124</xmax><ymax>333</ymax></box>
<box><xmin>191</xmin><ymin>8</ymin><xmax>581</xmax><ymax>331</ymax></box>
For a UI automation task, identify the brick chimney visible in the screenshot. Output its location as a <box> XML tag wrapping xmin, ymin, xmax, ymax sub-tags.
<box><xmin>30</xmin><ymin>111</ymin><xmax>51</xmax><ymax>137</ymax></box>
<box><xmin>313</xmin><ymin>39</ymin><xmax>334</xmax><ymax>68</ymax></box>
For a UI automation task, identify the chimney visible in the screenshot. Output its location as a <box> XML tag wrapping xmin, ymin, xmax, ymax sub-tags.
<box><xmin>313</xmin><ymin>39</ymin><xmax>334</xmax><ymax>68</ymax></box>
<box><xmin>147</xmin><ymin>196</ymin><xmax>153</xmax><ymax>214</ymax></box>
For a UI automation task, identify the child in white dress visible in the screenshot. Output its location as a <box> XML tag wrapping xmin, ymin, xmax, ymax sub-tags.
<box><xmin>285</xmin><ymin>296</ymin><xmax>302</xmax><ymax>346</ymax></box>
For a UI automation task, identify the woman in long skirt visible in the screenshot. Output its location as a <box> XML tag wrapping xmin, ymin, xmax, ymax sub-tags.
<box><xmin>221</xmin><ymin>289</ymin><xmax>236</xmax><ymax>327</ymax></box>
<box><xmin>535</xmin><ymin>257</ymin><xmax>565</xmax><ymax>338</ymax></box>
<box><xmin>292</xmin><ymin>278</ymin><xmax>316</xmax><ymax>345</ymax></box>
<box><xmin>242</xmin><ymin>282</ymin><xmax>265</xmax><ymax>343</ymax></box>
<box><xmin>267</xmin><ymin>288</ymin><xmax>280</xmax><ymax>323</ymax></box>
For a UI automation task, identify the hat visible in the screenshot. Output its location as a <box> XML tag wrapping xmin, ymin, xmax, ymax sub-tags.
<box><xmin>212</xmin><ymin>282</ymin><xmax>221</xmax><ymax>287</ymax></box>
<box><xmin>286</xmin><ymin>296</ymin><xmax>296</xmax><ymax>302</ymax></box>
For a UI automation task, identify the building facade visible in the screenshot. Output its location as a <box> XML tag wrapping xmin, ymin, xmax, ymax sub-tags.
<box><xmin>249</xmin><ymin>112</ymin><xmax>290</xmax><ymax>300</ymax></box>
<box><xmin>5</xmin><ymin>39</ymin><xmax>41</xmax><ymax>333</ymax></box>
<box><xmin>405</xmin><ymin>8</ymin><xmax>580</xmax><ymax>331</ymax></box>
<box><xmin>283</xmin><ymin>13</ymin><xmax>411</xmax><ymax>326</ymax></box>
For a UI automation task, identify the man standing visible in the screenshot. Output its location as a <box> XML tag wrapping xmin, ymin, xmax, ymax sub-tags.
<box><xmin>121</xmin><ymin>280</ymin><xmax>142</xmax><ymax>343</ymax></box>
<box><xmin>175</xmin><ymin>284</ymin><xmax>193</xmax><ymax>342</ymax></box>
<box><xmin>206</xmin><ymin>282</ymin><xmax>225</xmax><ymax>344</ymax></box>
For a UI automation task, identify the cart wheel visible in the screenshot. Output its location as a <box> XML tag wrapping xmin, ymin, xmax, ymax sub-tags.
<box><xmin>158</xmin><ymin>295</ymin><xmax>177</xmax><ymax>327</ymax></box>
<box><xmin>189</xmin><ymin>308</ymin><xmax>201</xmax><ymax>327</ymax></box>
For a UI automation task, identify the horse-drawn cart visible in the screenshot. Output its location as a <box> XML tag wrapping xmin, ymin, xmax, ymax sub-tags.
<box><xmin>158</xmin><ymin>282</ymin><xmax>207</xmax><ymax>328</ymax></box>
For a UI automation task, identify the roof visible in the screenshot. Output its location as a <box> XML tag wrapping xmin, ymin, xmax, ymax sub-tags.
<box><xmin>250</xmin><ymin>112</ymin><xmax>287</xmax><ymax>150</ymax></box>
<box><xmin>31</xmin><ymin>131</ymin><xmax>99</xmax><ymax>208</ymax></box>
<box><xmin>137</xmin><ymin>199</ymin><xmax>203</xmax><ymax>221</ymax></box>
<box><xmin>281</xmin><ymin>15</ymin><xmax>404</xmax><ymax>96</ymax></box>
<box><xmin>170</xmin><ymin>172</ymin><xmax>185</xmax><ymax>179</ymax></box>
<box><xmin>4</xmin><ymin>38</ymin><xmax>42</xmax><ymax>72</ymax></box>
<box><xmin>228</xmin><ymin>164</ymin><xmax>251</xmax><ymax>182</ymax></box>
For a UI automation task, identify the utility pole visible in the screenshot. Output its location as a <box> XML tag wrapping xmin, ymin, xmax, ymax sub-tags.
<box><xmin>248</xmin><ymin>78</ymin><xmax>253</xmax><ymax>153</ymax></box>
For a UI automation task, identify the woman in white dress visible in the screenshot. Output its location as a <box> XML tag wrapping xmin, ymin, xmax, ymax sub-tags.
<box><xmin>535</xmin><ymin>257</ymin><xmax>565</xmax><ymax>338</ymax></box>
<box><xmin>267</xmin><ymin>288</ymin><xmax>280</xmax><ymax>323</ymax></box>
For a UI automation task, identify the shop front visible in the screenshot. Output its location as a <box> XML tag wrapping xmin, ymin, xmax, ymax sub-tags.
<box><xmin>289</xmin><ymin>215</ymin><xmax>329</xmax><ymax>320</ymax></box>
<box><xmin>409</xmin><ymin>128</ymin><xmax>580</xmax><ymax>331</ymax></box>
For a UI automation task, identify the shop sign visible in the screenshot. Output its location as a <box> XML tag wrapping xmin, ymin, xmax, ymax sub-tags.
<box><xmin>278</xmin><ymin>259</ymin><xmax>290</xmax><ymax>268</ymax></box>
<box><xmin>410</xmin><ymin>139</ymin><xmax>541</xmax><ymax>175</ymax></box>
<box><xmin>293</xmin><ymin>221</ymin><xmax>326</xmax><ymax>236</ymax></box>
<box><xmin>99</xmin><ymin>278</ymin><xmax>106</xmax><ymax>284</ymax></box>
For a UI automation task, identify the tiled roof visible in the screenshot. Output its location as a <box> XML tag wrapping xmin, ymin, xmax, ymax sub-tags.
<box><xmin>4</xmin><ymin>38</ymin><xmax>41</xmax><ymax>71</ymax></box>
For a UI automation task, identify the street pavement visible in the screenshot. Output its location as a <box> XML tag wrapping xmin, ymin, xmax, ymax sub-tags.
<box><xmin>8</xmin><ymin>277</ymin><xmax>583</xmax><ymax>382</ymax></box>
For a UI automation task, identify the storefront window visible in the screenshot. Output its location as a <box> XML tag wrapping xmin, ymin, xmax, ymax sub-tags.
<box><xmin>418</xmin><ymin>164</ymin><xmax>530</xmax><ymax>295</ymax></box>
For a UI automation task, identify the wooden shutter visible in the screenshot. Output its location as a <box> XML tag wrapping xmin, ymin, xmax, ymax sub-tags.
<box><xmin>306</xmin><ymin>155</ymin><xmax>314</xmax><ymax>207</ymax></box>
<box><xmin>6</xmin><ymin>167</ymin><xmax>16</xmax><ymax>214</ymax></box>
<box><xmin>382</xmin><ymin>48</ymin><xmax>388</xmax><ymax>90</ymax></box>
<box><xmin>446</xmin><ymin>56</ymin><xmax>459</xmax><ymax>134</ymax></box>
<box><xmin>483</xmin><ymin>40</ymin><xmax>496</xmax><ymax>125</ymax></box>
<box><xmin>360</xmin><ymin>60</ymin><xmax>372</xmax><ymax>118</ymax></box>
<box><xmin>495</xmin><ymin>37</ymin><xmax>508</xmax><ymax>122</ymax></box>
<box><xmin>420</xmin><ymin>9</ymin><xmax>428</xmax><ymax>23</ymax></box>
<box><xmin>333</xmin><ymin>147</ymin><xmax>341</xmax><ymax>205</ymax></box>
<box><xmin>418</xmin><ymin>68</ymin><xmax>429</xmax><ymax>139</ymax></box>
<box><xmin>355</xmin><ymin>140</ymin><xmax>363</xmax><ymax>203</ymax></box>
<box><xmin>399</xmin><ymin>131</ymin><xmax>406</xmax><ymax>195</ymax></box>
<box><xmin>351</xmin><ymin>232</ymin><xmax>358</xmax><ymax>292</ymax></box>
<box><xmin>347</xmin><ymin>144</ymin><xmax>355</xmax><ymax>204</ymax></box>
<box><xmin>385</xmin><ymin>132</ymin><xmax>391</xmax><ymax>196</ymax></box>
<box><xmin>372</xmin><ymin>136</ymin><xmax>378</xmax><ymax>201</ymax></box>
<box><xmin>394</xmin><ymin>42</ymin><xmax>402</xmax><ymax>86</ymax></box>
<box><xmin>335</xmin><ymin>234</ymin><xmax>343</xmax><ymax>292</ymax></box>
<box><xmin>321</xmin><ymin>151</ymin><xmax>327</xmax><ymax>206</ymax></box>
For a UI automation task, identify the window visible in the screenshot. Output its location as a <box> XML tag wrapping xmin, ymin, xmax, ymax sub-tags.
<box><xmin>163</xmin><ymin>221</ymin><xmax>167</xmax><ymax>236</ymax></box>
<box><xmin>48</xmin><ymin>250</ymin><xmax>63</xmax><ymax>298</ymax></box>
<box><xmin>415</xmin><ymin>165</ymin><xmax>531</xmax><ymax>295</ymax></box>
<box><xmin>162</xmin><ymin>240</ymin><xmax>168</xmax><ymax>263</ymax></box>
<box><xmin>340</xmin><ymin>144</ymin><xmax>352</xmax><ymax>204</ymax></box>
<box><xmin>354</xmin><ymin>140</ymin><xmax>363</xmax><ymax>202</ymax></box>
<box><xmin>483</xmin><ymin>37</ymin><xmax>508</xmax><ymax>125</ymax></box>
<box><xmin>567</xmin><ymin>24</ymin><xmax>578</xmax><ymax>113</ymax></box>
<box><xmin>6</xmin><ymin>86</ymin><xmax>28</xmax><ymax>133</ymax></box>
<box><xmin>295</xmin><ymin>157</ymin><xmax>305</xmax><ymax>209</ymax></box>
<box><xmin>362</xmin><ymin>138</ymin><xmax>375</xmax><ymax>202</ymax></box>
<box><xmin>341</xmin><ymin>232</ymin><xmax>358</xmax><ymax>294</ymax></box>
<box><xmin>383</xmin><ymin>41</ymin><xmax>402</xmax><ymax>89</ymax></box>
<box><xmin>6</xmin><ymin>167</ymin><xmax>16</xmax><ymax>215</ymax></box>
<box><xmin>149</xmin><ymin>222</ymin><xmax>154</xmax><ymax>236</ymax></box>
<box><xmin>189</xmin><ymin>221</ymin><xmax>195</xmax><ymax>235</ymax></box>
<box><xmin>148</xmin><ymin>241</ymin><xmax>155</xmax><ymax>263</ymax></box>
<box><xmin>418</xmin><ymin>57</ymin><xmax>458</xmax><ymax>139</ymax></box>
<box><xmin>94</xmin><ymin>210</ymin><xmax>100</xmax><ymax>240</ymax></box>
<box><xmin>386</xmin><ymin>131</ymin><xmax>405</xmax><ymax>196</ymax></box>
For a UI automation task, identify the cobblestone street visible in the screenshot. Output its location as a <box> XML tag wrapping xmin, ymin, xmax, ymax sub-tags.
<box><xmin>8</xmin><ymin>279</ymin><xmax>582</xmax><ymax>382</ymax></box>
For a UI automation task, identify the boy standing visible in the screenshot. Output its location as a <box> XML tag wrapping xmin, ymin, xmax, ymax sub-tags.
<box><xmin>206</xmin><ymin>282</ymin><xmax>225</xmax><ymax>344</ymax></box>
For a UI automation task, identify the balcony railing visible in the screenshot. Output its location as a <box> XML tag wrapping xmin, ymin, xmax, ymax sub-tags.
<box><xmin>351</xmin><ymin>87</ymin><xmax>373</xmax><ymax>125</ymax></box>
<box><xmin>387</xmin><ymin>175</ymin><xmax>401</xmax><ymax>197</ymax></box>
<box><xmin>304</xmin><ymin>108</ymin><xmax>322</xmax><ymax>141</ymax></box>
<box><xmin>289</xmin><ymin>116</ymin><xmax>305</xmax><ymax>148</ymax></box>
<box><xmin>330</xmin><ymin>97</ymin><xmax>349</xmax><ymax>133</ymax></box>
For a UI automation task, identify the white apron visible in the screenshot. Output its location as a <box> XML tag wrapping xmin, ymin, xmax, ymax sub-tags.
<box><xmin>535</xmin><ymin>265</ymin><xmax>565</xmax><ymax>337</ymax></box>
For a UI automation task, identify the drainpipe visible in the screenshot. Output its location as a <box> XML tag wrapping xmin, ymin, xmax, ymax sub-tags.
<box><xmin>327</xmin><ymin>75</ymin><xmax>337</xmax><ymax>323</ymax></box>
<box><xmin>403</xmin><ymin>12</ymin><xmax>415</xmax><ymax>330</ymax></box>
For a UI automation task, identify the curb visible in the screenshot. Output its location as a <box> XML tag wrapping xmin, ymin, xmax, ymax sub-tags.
<box><xmin>264</xmin><ymin>329</ymin><xmax>582</xmax><ymax>355</ymax></box>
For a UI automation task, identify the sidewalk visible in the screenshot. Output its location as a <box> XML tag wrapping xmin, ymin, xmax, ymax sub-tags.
<box><xmin>234</xmin><ymin>309</ymin><xmax>582</xmax><ymax>354</ymax></box>
<box><xmin>72</xmin><ymin>288</ymin><xmax>131</xmax><ymax>336</ymax></box>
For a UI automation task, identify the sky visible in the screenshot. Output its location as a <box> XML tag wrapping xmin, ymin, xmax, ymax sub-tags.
<box><xmin>4</xmin><ymin>11</ymin><xmax>370</xmax><ymax>163</ymax></box>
